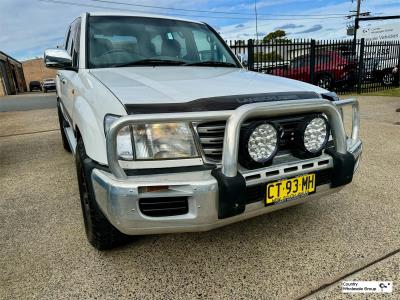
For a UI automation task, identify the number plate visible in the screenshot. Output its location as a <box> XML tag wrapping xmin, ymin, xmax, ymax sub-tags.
<box><xmin>266</xmin><ymin>174</ymin><xmax>316</xmax><ymax>205</ymax></box>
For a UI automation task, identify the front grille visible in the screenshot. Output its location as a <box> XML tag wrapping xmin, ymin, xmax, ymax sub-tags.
<box><xmin>139</xmin><ymin>197</ymin><xmax>189</xmax><ymax>217</ymax></box>
<box><xmin>196</xmin><ymin>121</ymin><xmax>226</xmax><ymax>161</ymax></box>
<box><xmin>195</xmin><ymin>115</ymin><xmax>315</xmax><ymax>163</ymax></box>
<box><xmin>245</xmin><ymin>168</ymin><xmax>334</xmax><ymax>204</ymax></box>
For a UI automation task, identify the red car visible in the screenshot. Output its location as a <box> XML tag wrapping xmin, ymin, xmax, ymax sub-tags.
<box><xmin>269</xmin><ymin>51</ymin><xmax>357</xmax><ymax>90</ymax></box>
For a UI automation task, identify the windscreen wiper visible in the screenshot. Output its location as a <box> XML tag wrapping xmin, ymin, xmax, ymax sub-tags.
<box><xmin>184</xmin><ymin>61</ymin><xmax>237</xmax><ymax>67</ymax></box>
<box><xmin>113</xmin><ymin>59</ymin><xmax>187</xmax><ymax>67</ymax></box>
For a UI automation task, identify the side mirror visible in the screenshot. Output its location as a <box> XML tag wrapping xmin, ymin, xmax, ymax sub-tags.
<box><xmin>44</xmin><ymin>48</ymin><xmax>72</xmax><ymax>70</ymax></box>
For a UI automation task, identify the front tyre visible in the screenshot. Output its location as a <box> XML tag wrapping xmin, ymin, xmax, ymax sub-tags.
<box><xmin>75</xmin><ymin>139</ymin><xmax>130</xmax><ymax>250</ymax></box>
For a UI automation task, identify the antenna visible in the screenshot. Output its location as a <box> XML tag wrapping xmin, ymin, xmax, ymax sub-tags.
<box><xmin>255</xmin><ymin>0</ymin><xmax>259</xmax><ymax>41</ymax></box>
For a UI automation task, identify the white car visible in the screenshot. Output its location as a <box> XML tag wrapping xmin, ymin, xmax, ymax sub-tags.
<box><xmin>41</xmin><ymin>78</ymin><xmax>56</xmax><ymax>92</ymax></box>
<box><xmin>44</xmin><ymin>12</ymin><xmax>362</xmax><ymax>250</ymax></box>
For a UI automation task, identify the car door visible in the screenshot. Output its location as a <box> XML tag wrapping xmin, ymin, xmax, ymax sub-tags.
<box><xmin>57</xmin><ymin>25</ymin><xmax>71</xmax><ymax>112</ymax></box>
<box><xmin>296</xmin><ymin>56</ymin><xmax>311</xmax><ymax>82</ymax></box>
<box><xmin>286</xmin><ymin>57</ymin><xmax>304</xmax><ymax>80</ymax></box>
<box><xmin>58</xmin><ymin>18</ymin><xmax>81</xmax><ymax>123</ymax></box>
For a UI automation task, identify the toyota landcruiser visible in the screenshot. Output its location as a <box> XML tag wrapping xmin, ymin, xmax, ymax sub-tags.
<box><xmin>44</xmin><ymin>12</ymin><xmax>362</xmax><ymax>250</ymax></box>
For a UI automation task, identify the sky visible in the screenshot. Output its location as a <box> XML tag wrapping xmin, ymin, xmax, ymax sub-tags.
<box><xmin>1</xmin><ymin>0</ymin><xmax>399</xmax><ymax>61</ymax></box>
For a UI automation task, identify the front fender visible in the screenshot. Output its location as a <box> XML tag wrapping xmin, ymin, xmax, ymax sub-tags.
<box><xmin>73</xmin><ymin>96</ymin><xmax>108</xmax><ymax>165</ymax></box>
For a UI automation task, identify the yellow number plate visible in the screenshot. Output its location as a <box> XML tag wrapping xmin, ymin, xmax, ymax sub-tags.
<box><xmin>266</xmin><ymin>174</ymin><xmax>316</xmax><ymax>205</ymax></box>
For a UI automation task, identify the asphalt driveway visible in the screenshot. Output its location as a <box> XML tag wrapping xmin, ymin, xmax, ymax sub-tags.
<box><xmin>0</xmin><ymin>92</ymin><xmax>57</xmax><ymax>112</ymax></box>
<box><xmin>0</xmin><ymin>95</ymin><xmax>399</xmax><ymax>299</ymax></box>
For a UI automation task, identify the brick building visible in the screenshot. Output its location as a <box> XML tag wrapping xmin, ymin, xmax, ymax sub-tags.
<box><xmin>22</xmin><ymin>58</ymin><xmax>57</xmax><ymax>91</ymax></box>
<box><xmin>0</xmin><ymin>51</ymin><xmax>27</xmax><ymax>97</ymax></box>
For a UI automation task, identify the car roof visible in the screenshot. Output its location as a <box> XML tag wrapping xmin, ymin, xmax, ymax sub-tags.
<box><xmin>85</xmin><ymin>12</ymin><xmax>204</xmax><ymax>25</ymax></box>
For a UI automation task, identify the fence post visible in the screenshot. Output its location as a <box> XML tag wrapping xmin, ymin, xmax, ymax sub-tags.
<box><xmin>357</xmin><ymin>38</ymin><xmax>365</xmax><ymax>94</ymax></box>
<box><xmin>247</xmin><ymin>39</ymin><xmax>254</xmax><ymax>71</ymax></box>
<box><xmin>396</xmin><ymin>42</ymin><xmax>400</xmax><ymax>87</ymax></box>
<box><xmin>309</xmin><ymin>39</ymin><xmax>316</xmax><ymax>85</ymax></box>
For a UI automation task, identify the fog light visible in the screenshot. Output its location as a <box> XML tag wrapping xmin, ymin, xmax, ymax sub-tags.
<box><xmin>303</xmin><ymin>117</ymin><xmax>329</xmax><ymax>153</ymax></box>
<box><xmin>247</xmin><ymin>123</ymin><xmax>278</xmax><ymax>163</ymax></box>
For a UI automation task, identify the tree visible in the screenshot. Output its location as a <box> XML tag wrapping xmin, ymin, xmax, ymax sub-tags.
<box><xmin>254</xmin><ymin>51</ymin><xmax>283</xmax><ymax>62</ymax></box>
<box><xmin>263</xmin><ymin>30</ymin><xmax>287</xmax><ymax>42</ymax></box>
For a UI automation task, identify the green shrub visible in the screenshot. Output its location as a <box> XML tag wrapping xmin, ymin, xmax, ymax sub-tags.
<box><xmin>254</xmin><ymin>51</ymin><xmax>283</xmax><ymax>62</ymax></box>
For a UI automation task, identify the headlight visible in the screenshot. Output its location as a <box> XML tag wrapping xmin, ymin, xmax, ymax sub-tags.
<box><xmin>248</xmin><ymin>123</ymin><xmax>278</xmax><ymax>163</ymax></box>
<box><xmin>104</xmin><ymin>115</ymin><xmax>134</xmax><ymax>160</ymax></box>
<box><xmin>303</xmin><ymin>117</ymin><xmax>329</xmax><ymax>153</ymax></box>
<box><xmin>132</xmin><ymin>123</ymin><xmax>198</xmax><ymax>160</ymax></box>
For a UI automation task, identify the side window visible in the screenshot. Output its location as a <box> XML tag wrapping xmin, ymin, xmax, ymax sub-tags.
<box><xmin>316</xmin><ymin>55</ymin><xmax>330</xmax><ymax>65</ymax></box>
<box><xmin>290</xmin><ymin>58</ymin><xmax>301</xmax><ymax>68</ymax></box>
<box><xmin>192</xmin><ymin>30</ymin><xmax>224</xmax><ymax>62</ymax></box>
<box><xmin>64</xmin><ymin>27</ymin><xmax>72</xmax><ymax>51</ymax></box>
<box><xmin>67</xmin><ymin>24</ymin><xmax>75</xmax><ymax>56</ymax></box>
<box><xmin>72</xmin><ymin>19</ymin><xmax>81</xmax><ymax>68</ymax></box>
<box><xmin>151</xmin><ymin>35</ymin><xmax>162</xmax><ymax>55</ymax></box>
<box><xmin>193</xmin><ymin>30</ymin><xmax>213</xmax><ymax>61</ymax></box>
<box><xmin>301</xmin><ymin>56</ymin><xmax>310</xmax><ymax>67</ymax></box>
<box><xmin>65</xmin><ymin>18</ymin><xmax>81</xmax><ymax>68</ymax></box>
<box><xmin>171</xmin><ymin>32</ymin><xmax>187</xmax><ymax>58</ymax></box>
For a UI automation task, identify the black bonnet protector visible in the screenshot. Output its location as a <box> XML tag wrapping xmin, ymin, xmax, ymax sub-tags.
<box><xmin>124</xmin><ymin>91</ymin><xmax>321</xmax><ymax>114</ymax></box>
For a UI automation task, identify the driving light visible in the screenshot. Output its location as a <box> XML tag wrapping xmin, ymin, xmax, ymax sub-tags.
<box><xmin>104</xmin><ymin>115</ymin><xmax>134</xmax><ymax>160</ymax></box>
<box><xmin>303</xmin><ymin>117</ymin><xmax>328</xmax><ymax>153</ymax></box>
<box><xmin>247</xmin><ymin>123</ymin><xmax>278</xmax><ymax>163</ymax></box>
<box><xmin>132</xmin><ymin>123</ymin><xmax>198</xmax><ymax>160</ymax></box>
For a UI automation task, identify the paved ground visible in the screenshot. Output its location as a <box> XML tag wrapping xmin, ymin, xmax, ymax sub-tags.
<box><xmin>0</xmin><ymin>96</ymin><xmax>399</xmax><ymax>299</ymax></box>
<box><xmin>0</xmin><ymin>92</ymin><xmax>57</xmax><ymax>112</ymax></box>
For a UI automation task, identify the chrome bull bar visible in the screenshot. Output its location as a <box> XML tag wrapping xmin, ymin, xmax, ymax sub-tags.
<box><xmin>106</xmin><ymin>98</ymin><xmax>360</xmax><ymax>179</ymax></box>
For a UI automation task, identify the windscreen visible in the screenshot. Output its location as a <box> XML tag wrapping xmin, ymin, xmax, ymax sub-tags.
<box><xmin>87</xmin><ymin>16</ymin><xmax>238</xmax><ymax>68</ymax></box>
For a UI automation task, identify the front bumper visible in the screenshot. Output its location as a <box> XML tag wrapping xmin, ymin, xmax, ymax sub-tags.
<box><xmin>91</xmin><ymin>98</ymin><xmax>362</xmax><ymax>235</ymax></box>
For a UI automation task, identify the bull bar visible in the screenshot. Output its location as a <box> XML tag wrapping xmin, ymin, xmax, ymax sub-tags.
<box><xmin>106</xmin><ymin>98</ymin><xmax>360</xmax><ymax>179</ymax></box>
<box><xmin>88</xmin><ymin>98</ymin><xmax>362</xmax><ymax>234</ymax></box>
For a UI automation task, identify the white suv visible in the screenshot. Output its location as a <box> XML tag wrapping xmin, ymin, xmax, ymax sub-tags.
<box><xmin>44</xmin><ymin>12</ymin><xmax>362</xmax><ymax>250</ymax></box>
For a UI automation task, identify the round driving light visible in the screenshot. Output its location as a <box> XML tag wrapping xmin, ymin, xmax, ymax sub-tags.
<box><xmin>247</xmin><ymin>123</ymin><xmax>278</xmax><ymax>163</ymax></box>
<box><xmin>303</xmin><ymin>117</ymin><xmax>328</xmax><ymax>153</ymax></box>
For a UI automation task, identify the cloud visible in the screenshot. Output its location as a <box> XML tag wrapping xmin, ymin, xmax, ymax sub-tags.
<box><xmin>296</xmin><ymin>24</ymin><xmax>323</xmax><ymax>34</ymax></box>
<box><xmin>0</xmin><ymin>0</ymin><xmax>218</xmax><ymax>60</ymax></box>
<box><xmin>275</xmin><ymin>24</ymin><xmax>304</xmax><ymax>30</ymax></box>
<box><xmin>1</xmin><ymin>0</ymin><xmax>400</xmax><ymax>59</ymax></box>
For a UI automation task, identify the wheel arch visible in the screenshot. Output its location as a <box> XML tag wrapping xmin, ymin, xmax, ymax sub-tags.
<box><xmin>73</xmin><ymin>95</ymin><xmax>108</xmax><ymax>165</ymax></box>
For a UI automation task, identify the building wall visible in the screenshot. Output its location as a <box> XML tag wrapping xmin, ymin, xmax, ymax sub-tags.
<box><xmin>0</xmin><ymin>51</ymin><xmax>27</xmax><ymax>96</ymax></box>
<box><xmin>22</xmin><ymin>58</ymin><xmax>57</xmax><ymax>91</ymax></box>
<box><xmin>0</xmin><ymin>76</ymin><xmax>5</xmax><ymax>97</ymax></box>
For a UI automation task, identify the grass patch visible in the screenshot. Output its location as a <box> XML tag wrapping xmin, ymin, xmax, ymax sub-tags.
<box><xmin>346</xmin><ymin>88</ymin><xmax>400</xmax><ymax>97</ymax></box>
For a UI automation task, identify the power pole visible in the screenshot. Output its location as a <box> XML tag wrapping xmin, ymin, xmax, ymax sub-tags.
<box><xmin>347</xmin><ymin>0</ymin><xmax>371</xmax><ymax>52</ymax></box>
<box><xmin>254</xmin><ymin>0</ymin><xmax>259</xmax><ymax>42</ymax></box>
<box><xmin>353</xmin><ymin>0</ymin><xmax>361</xmax><ymax>42</ymax></box>
<box><xmin>356</xmin><ymin>0</ymin><xmax>361</xmax><ymax>19</ymax></box>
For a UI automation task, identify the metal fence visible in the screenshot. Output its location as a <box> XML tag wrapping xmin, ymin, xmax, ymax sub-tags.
<box><xmin>228</xmin><ymin>39</ymin><xmax>400</xmax><ymax>94</ymax></box>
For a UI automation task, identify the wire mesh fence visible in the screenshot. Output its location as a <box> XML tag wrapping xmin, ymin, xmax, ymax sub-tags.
<box><xmin>228</xmin><ymin>38</ymin><xmax>400</xmax><ymax>94</ymax></box>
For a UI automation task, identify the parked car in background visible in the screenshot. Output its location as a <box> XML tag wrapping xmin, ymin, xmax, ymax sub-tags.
<box><xmin>268</xmin><ymin>51</ymin><xmax>357</xmax><ymax>91</ymax></box>
<box><xmin>363</xmin><ymin>58</ymin><xmax>398</xmax><ymax>86</ymax></box>
<box><xmin>44</xmin><ymin>12</ymin><xmax>362</xmax><ymax>250</ymax></box>
<box><xmin>29</xmin><ymin>80</ymin><xmax>42</xmax><ymax>92</ymax></box>
<box><xmin>376</xmin><ymin>59</ymin><xmax>399</xmax><ymax>86</ymax></box>
<box><xmin>41</xmin><ymin>78</ymin><xmax>56</xmax><ymax>92</ymax></box>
